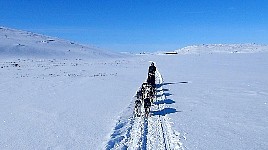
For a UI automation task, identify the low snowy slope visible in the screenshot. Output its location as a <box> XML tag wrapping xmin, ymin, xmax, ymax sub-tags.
<box><xmin>175</xmin><ymin>44</ymin><xmax>268</xmax><ymax>54</ymax></box>
<box><xmin>0</xmin><ymin>26</ymin><xmax>119</xmax><ymax>58</ymax></box>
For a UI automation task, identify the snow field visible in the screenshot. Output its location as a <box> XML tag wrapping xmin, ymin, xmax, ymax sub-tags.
<box><xmin>1</xmin><ymin>52</ymin><xmax>268</xmax><ymax>149</ymax></box>
<box><xmin>0</xmin><ymin>57</ymin><xmax>148</xmax><ymax>149</ymax></box>
<box><xmin>148</xmin><ymin>53</ymin><xmax>268</xmax><ymax>150</ymax></box>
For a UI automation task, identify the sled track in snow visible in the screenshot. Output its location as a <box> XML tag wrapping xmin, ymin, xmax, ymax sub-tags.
<box><xmin>105</xmin><ymin>70</ymin><xmax>183</xmax><ymax>150</ymax></box>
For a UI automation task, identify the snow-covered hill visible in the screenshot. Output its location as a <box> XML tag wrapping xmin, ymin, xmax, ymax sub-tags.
<box><xmin>0</xmin><ymin>26</ymin><xmax>120</xmax><ymax>58</ymax></box>
<box><xmin>175</xmin><ymin>44</ymin><xmax>268</xmax><ymax>54</ymax></box>
<box><xmin>1</xmin><ymin>26</ymin><xmax>268</xmax><ymax>149</ymax></box>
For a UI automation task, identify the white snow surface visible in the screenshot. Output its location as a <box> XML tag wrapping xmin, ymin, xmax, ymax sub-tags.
<box><xmin>0</xmin><ymin>26</ymin><xmax>120</xmax><ymax>58</ymax></box>
<box><xmin>175</xmin><ymin>44</ymin><xmax>268</xmax><ymax>54</ymax></box>
<box><xmin>1</xmin><ymin>27</ymin><xmax>268</xmax><ymax>150</ymax></box>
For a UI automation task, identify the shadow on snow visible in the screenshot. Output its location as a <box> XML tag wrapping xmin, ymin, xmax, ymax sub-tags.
<box><xmin>156</xmin><ymin>88</ymin><xmax>169</xmax><ymax>92</ymax></box>
<box><xmin>156</xmin><ymin>82</ymin><xmax>176</xmax><ymax>88</ymax></box>
<box><xmin>151</xmin><ymin>108</ymin><xmax>180</xmax><ymax>116</ymax></box>
<box><xmin>156</xmin><ymin>81</ymin><xmax>188</xmax><ymax>88</ymax></box>
<box><xmin>155</xmin><ymin>92</ymin><xmax>173</xmax><ymax>98</ymax></box>
<box><xmin>154</xmin><ymin>99</ymin><xmax>175</xmax><ymax>105</ymax></box>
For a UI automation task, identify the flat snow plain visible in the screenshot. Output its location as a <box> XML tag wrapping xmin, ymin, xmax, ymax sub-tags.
<box><xmin>0</xmin><ymin>53</ymin><xmax>268</xmax><ymax>150</ymax></box>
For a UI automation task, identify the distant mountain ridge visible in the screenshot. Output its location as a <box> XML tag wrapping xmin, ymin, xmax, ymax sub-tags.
<box><xmin>175</xmin><ymin>44</ymin><xmax>268</xmax><ymax>54</ymax></box>
<box><xmin>0</xmin><ymin>26</ymin><xmax>120</xmax><ymax>58</ymax></box>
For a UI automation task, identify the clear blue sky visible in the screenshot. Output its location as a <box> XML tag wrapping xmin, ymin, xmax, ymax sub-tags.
<box><xmin>1</xmin><ymin>0</ymin><xmax>268</xmax><ymax>52</ymax></box>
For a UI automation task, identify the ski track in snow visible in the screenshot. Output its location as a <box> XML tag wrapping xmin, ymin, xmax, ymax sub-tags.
<box><xmin>105</xmin><ymin>69</ymin><xmax>183</xmax><ymax>150</ymax></box>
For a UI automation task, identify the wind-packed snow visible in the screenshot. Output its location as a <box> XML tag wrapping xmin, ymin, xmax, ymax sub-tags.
<box><xmin>1</xmin><ymin>27</ymin><xmax>268</xmax><ymax>149</ymax></box>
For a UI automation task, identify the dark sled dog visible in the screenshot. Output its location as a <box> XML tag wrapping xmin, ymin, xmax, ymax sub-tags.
<box><xmin>134</xmin><ymin>99</ymin><xmax>142</xmax><ymax>117</ymax></box>
<box><xmin>144</xmin><ymin>97</ymin><xmax>151</xmax><ymax>118</ymax></box>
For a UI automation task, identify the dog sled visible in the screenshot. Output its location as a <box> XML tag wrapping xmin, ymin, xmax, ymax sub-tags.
<box><xmin>134</xmin><ymin>62</ymin><xmax>157</xmax><ymax>118</ymax></box>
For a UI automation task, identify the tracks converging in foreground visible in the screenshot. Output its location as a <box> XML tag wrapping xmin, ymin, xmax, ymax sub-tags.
<box><xmin>106</xmin><ymin>70</ymin><xmax>183</xmax><ymax>150</ymax></box>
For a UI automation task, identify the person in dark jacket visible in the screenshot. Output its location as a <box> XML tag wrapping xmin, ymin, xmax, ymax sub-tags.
<box><xmin>147</xmin><ymin>62</ymin><xmax>156</xmax><ymax>86</ymax></box>
<box><xmin>148</xmin><ymin>62</ymin><xmax>156</xmax><ymax>74</ymax></box>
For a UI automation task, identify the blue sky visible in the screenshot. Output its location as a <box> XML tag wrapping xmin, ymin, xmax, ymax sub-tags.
<box><xmin>1</xmin><ymin>0</ymin><xmax>268</xmax><ymax>52</ymax></box>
